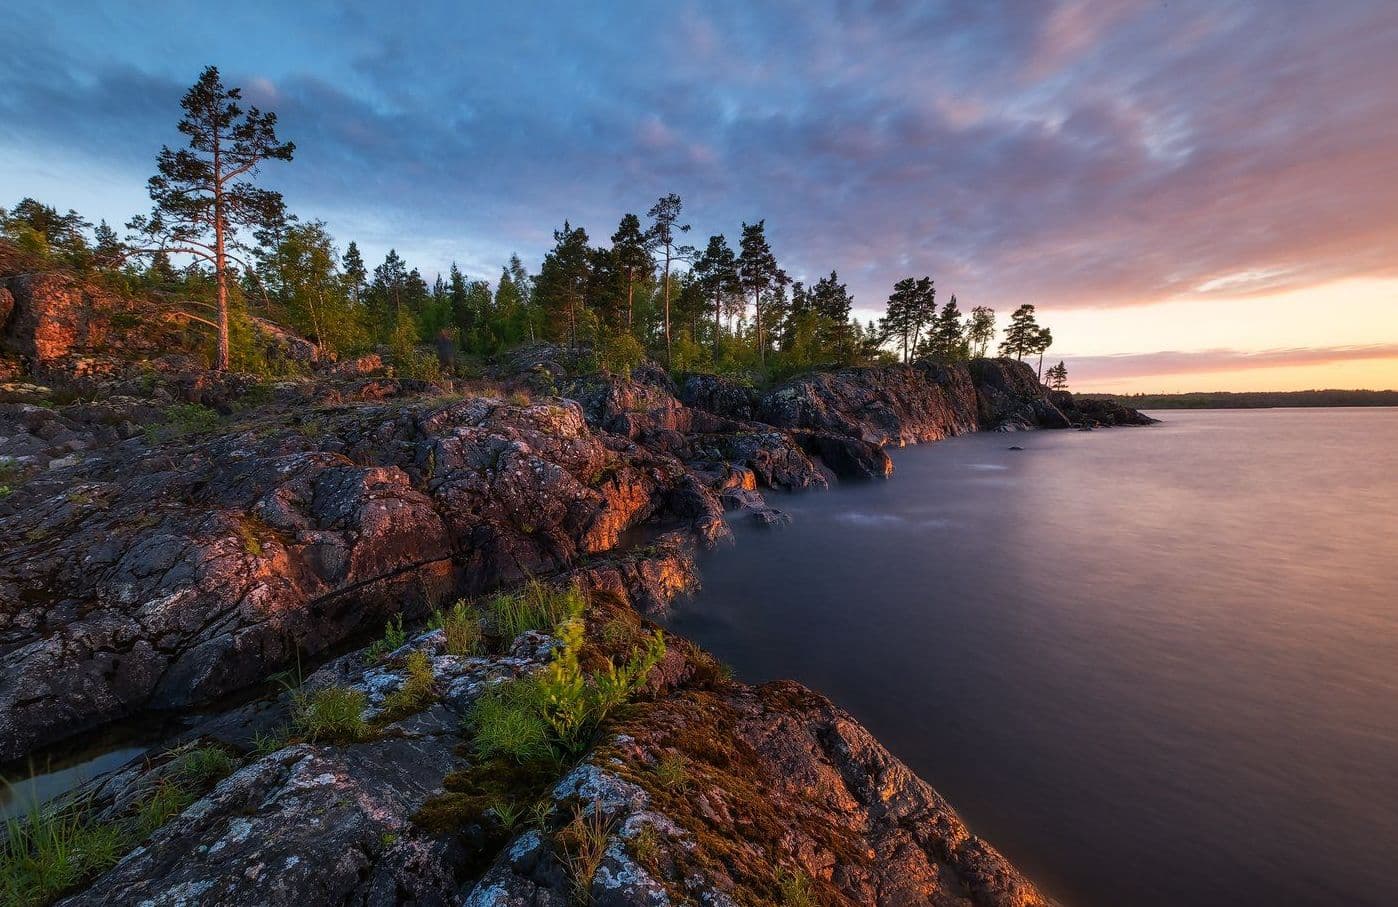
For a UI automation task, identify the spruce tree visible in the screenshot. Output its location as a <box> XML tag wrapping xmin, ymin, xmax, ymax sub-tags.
<box><xmin>610</xmin><ymin>213</ymin><xmax>651</xmax><ymax>330</ymax></box>
<box><xmin>693</xmin><ymin>234</ymin><xmax>740</xmax><ymax>358</ymax></box>
<box><xmin>342</xmin><ymin>241</ymin><xmax>366</xmax><ymax>304</ymax></box>
<box><xmin>737</xmin><ymin>220</ymin><xmax>786</xmax><ymax>367</ymax></box>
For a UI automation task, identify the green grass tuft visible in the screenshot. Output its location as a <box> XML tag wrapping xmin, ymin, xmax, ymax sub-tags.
<box><xmin>365</xmin><ymin>613</ymin><xmax>408</xmax><ymax>663</ymax></box>
<box><xmin>651</xmin><ymin>753</ymin><xmax>690</xmax><ymax>792</ymax></box>
<box><xmin>556</xmin><ymin>802</ymin><xmax>615</xmax><ymax>905</ymax></box>
<box><xmin>777</xmin><ymin>867</ymin><xmax>818</xmax><ymax>907</ymax></box>
<box><xmin>1</xmin><ymin>802</ymin><xmax>127</xmax><ymax>907</ymax></box>
<box><xmin>378</xmin><ymin>650</ymin><xmax>437</xmax><ymax>721</ymax></box>
<box><xmin>469</xmin><ymin>681</ymin><xmax>555</xmax><ymax>764</ymax></box>
<box><xmin>135</xmin><ymin>783</ymin><xmax>195</xmax><ymax>839</ymax></box>
<box><xmin>487</xmin><ymin>581</ymin><xmax>586</xmax><ymax>644</ymax></box>
<box><xmin>293</xmin><ymin>685</ymin><xmax>368</xmax><ymax>742</ymax></box>
<box><xmin>168</xmin><ymin>744</ymin><xmax>236</xmax><ymax>788</ymax></box>
<box><xmin>429</xmin><ymin>600</ymin><xmax>483</xmax><ymax>656</ymax></box>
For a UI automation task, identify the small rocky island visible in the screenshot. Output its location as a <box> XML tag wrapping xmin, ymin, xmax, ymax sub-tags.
<box><xmin>1</xmin><ymin>255</ymin><xmax>1151</xmax><ymax>905</ymax></box>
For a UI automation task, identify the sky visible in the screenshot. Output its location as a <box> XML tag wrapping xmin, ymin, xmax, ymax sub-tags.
<box><xmin>3</xmin><ymin>1</ymin><xmax>1396</xmax><ymax>393</ymax></box>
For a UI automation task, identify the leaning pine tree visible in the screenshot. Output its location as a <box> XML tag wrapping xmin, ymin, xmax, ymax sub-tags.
<box><xmin>128</xmin><ymin>66</ymin><xmax>295</xmax><ymax>370</ymax></box>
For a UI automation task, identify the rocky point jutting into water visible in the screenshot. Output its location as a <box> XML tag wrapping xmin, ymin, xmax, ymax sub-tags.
<box><xmin>1</xmin><ymin>260</ymin><xmax>1151</xmax><ymax>905</ymax></box>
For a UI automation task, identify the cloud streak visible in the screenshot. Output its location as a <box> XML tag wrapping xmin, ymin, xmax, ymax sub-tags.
<box><xmin>1064</xmin><ymin>345</ymin><xmax>1398</xmax><ymax>383</ymax></box>
<box><xmin>0</xmin><ymin>0</ymin><xmax>1395</xmax><ymax>319</ymax></box>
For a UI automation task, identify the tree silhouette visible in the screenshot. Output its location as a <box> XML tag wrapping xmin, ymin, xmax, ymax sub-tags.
<box><xmin>646</xmin><ymin>194</ymin><xmax>693</xmax><ymax>363</ymax></box>
<box><xmin>998</xmin><ymin>304</ymin><xmax>1040</xmax><ymax>361</ymax></box>
<box><xmin>737</xmin><ymin>220</ymin><xmax>787</xmax><ymax>366</ymax></box>
<box><xmin>610</xmin><ymin>213</ymin><xmax>651</xmax><ymax>329</ymax></box>
<box><xmin>693</xmin><ymin>234</ymin><xmax>740</xmax><ymax>358</ymax></box>
<box><xmin>127</xmin><ymin>66</ymin><xmax>294</xmax><ymax>370</ymax></box>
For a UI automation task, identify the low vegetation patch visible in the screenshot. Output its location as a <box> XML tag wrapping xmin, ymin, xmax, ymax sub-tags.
<box><xmin>487</xmin><ymin>581</ymin><xmax>587</xmax><ymax>644</ymax></box>
<box><xmin>293</xmin><ymin>685</ymin><xmax>368</xmax><ymax>743</ymax></box>
<box><xmin>469</xmin><ymin>617</ymin><xmax>665</xmax><ymax>766</ymax></box>
<box><xmin>556</xmin><ymin>801</ymin><xmax>616</xmax><ymax>904</ymax></box>
<box><xmin>1</xmin><ymin>742</ymin><xmax>240</xmax><ymax>905</ymax></box>
<box><xmin>377</xmin><ymin>650</ymin><xmax>438</xmax><ymax>722</ymax></box>
<box><xmin>365</xmin><ymin>613</ymin><xmax>407</xmax><ymax>662</ymax></box>
<box><xmin>429</xmin><ymin>600</ymin><xmax>483</xmax><ymax>656</ymax></box>
<box><xmin>144</xmin><ymin>402</ymin><xmax>221</xmax><ymax>442</ymax></box>
<box><xmin>1</xmin><ymin>801</ymin><xmax>127</xmax><ymax>907</ymax></box>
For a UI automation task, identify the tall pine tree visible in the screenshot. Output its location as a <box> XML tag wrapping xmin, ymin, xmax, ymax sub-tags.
<box><xmin>127</xmin><ymin>66</ymin><xmax>294</xmax><ymax>370</ymax></box>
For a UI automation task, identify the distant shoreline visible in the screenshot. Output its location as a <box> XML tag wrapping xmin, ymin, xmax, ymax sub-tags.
<box><xmin>1088</xmin><ymin>390</ymin><xmax>1398</xmax><ymax>409</ymax></box>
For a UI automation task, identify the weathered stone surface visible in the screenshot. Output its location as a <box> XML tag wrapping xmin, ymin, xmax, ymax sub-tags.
<box><xmin>758</xmin><ymin>359</ymin><xmax>1071</xmax><ymax>446</ymax></box>
<box><xmin>0</xmin><ymin>395</ymin><xmax>721</xmax><ymax>761</ymax></box>
<box><xmin>468</xmin><ymin>681</ymin><xmax>1050</xmax><ymax>907</ymax></box>
<box><xmin>677</xmin><ymin>373</ymin><xmax>760</xmax><ymax>422</ymax></box>
<box><xmin>59</xmin><ymin>628</ymin><xmax>557</xmax><ymax>907</ymax></box>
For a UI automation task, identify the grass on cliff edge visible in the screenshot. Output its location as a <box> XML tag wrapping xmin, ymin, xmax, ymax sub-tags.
<box><xmin>487</xmin><ymin>581</ymin><xmax>588</xmax><ymax>644</ymax></box>
<box><xmin>1</xmin><ymin>743</ymin><xmax>237</xmax><ymax>906</ymax></box>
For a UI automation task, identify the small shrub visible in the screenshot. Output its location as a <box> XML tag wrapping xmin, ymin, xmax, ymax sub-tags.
<box><xmin>507</xmin><ymin>389</ymin><xmax>532</xmax><ymax>407</ymax></box>
<box><xmin>487</xmin><ymin>582</ymin><xmax>586</xmax><ymax>644</ymax></box>
<box><xmin>596</xmin><ymin>331</ymin><xmax>646</xmax><ymax>378</ymax></box>
<box><xmin>0</xmin><ymin>803</ymin><xmax>127</xmax><ymax>906</ymax></box>
<box><xmin>294</xmin><ymin>685</ymin><xmax>368</xmax><ymax>743</ymax></box>
<box><xmin>378</xmin><ymin>650</ymin><xmax>437</xmax><ymax>721</ymax></box>
<box><xmin>429</xmin><ymin>600</ymin><xmax>483</xmax><ymax>656</ymax></box>
<box><xmin>556</xmin><ymin>802</ymin><xmax>615</xmax><ymax>905</ymax></box>
<box><xmin>651</xmin><ymin>753</ymin><xmax>690</xmax><ymax>792</ymax></box>
<box><xmin>777</xmin><ymin>867</ymin><xmax>818</xmax><ymax>907</ymax></box>
<box><xmin>147</xmin><ymin>403</ymin><xmax>221</xmax><ymax>442</ymax></box>
<box><xmin>365</xmin><ymin>614</ymin><xmax>407</xmax><ymax>663</ymax></box>
<box><xmin>169</xmin><ymin>744</ymin><xmax>236</xmax><ymax>788</ymax></box>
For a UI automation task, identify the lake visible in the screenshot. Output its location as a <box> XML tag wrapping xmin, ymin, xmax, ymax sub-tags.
<box><xmin>662</xmin><ymin>409</ymin><xmax>1398</xmax><ymax>907</ymax></box>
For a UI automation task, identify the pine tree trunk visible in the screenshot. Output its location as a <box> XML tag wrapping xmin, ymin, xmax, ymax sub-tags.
<box><xmin>627</xmin><ymin>276</ymin><xmax>634</xmax><ymax>329</ymax></box>
<box><xmin>213</xmin><ymin>135</ymin><xmax>230</xmax><ymax>372</ymax></box>
<box><xmin>755</xmin><ymin>290</ymin><xmax>764</xmax><ymax>366</ymax></box>
<box><xmin>714</xmin><ymin>292</ymin><xmax>722</xmax><ymax>359</ymax></box>
<box><xmin>663</xmin><ymin>252</ymin><xmax>672</xmax><ymax>365</ymax></box>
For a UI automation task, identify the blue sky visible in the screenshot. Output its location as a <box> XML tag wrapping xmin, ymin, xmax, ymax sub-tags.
<box><xmin>4</xmin><ymin>1</ymin><xmax>1397</xmax><ymax>390</ymax></box>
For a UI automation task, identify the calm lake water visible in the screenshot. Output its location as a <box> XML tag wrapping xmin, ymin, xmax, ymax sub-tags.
<box><xmin>663</xmin><ymin>409</ymin><xmax>1398</xmax><ymax>907</ymax></box>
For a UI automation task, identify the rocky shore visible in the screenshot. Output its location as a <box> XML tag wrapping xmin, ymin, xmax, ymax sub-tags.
<box><xmin>1</xmin><ymin>266</ymin><xmax>1151</xmax><ymax>905</ymax></box>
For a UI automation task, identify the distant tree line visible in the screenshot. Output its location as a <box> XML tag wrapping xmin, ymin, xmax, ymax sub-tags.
<box><xmin>1</xmin><ymin>65</ymin><xmax>1070</xmax><ymax>385</ymax></box>
<box><xmin>1100</xmin><ymin>389</ymin><xmax>1398</xmax><ymax>409</ymax></box>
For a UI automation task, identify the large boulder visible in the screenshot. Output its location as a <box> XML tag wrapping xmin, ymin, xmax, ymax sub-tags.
<box><xmin>966</xmin><ymin>359</ymin><xmax>1071</xmax><ymax>431</ymax></box>
<box><xmin>1050</xmin><ymin>390</ymin><xmax>1159</xmax><ymax>427</ymax></box>
<box><xmin>758</xmin><ymin>362</ymin><xmax>980</xmax><ymax>446</ymax></box>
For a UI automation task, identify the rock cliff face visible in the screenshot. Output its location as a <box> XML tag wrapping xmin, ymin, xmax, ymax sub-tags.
<box><xmin>0</xmin><ymin>270</ymin><xmax>1151</xmax><ymax>905</ymax></box>
<box><xmin>51</xmin><ymin>587</ymin><xmax>1047</xmax><ymax>907</ymax></box>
